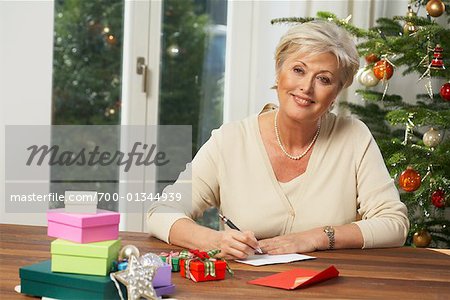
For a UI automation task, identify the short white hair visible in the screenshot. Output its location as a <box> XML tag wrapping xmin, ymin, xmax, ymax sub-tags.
<box><xmin>275</xmin><ymin>20</ymin><xmax>360</xmax><ymax>89</ymax></box>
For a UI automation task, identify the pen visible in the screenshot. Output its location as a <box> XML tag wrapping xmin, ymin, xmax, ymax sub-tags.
<box><xmin>218</xmin><ymin>213</ymin><xmax>263</xmax><ymax>254</ymax></box>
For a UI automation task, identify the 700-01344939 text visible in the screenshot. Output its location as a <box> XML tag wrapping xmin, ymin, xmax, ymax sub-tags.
<box><xmin>97</xmin><ymin>192</ymin><xmax>182</xmax><ymax>202</ymax></box>
<box><xmin>9</xmin><ymin>192</ymin><xmax>182</xmax><ymax>203</ymax></box>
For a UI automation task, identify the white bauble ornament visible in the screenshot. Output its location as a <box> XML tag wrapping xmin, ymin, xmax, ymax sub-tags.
<box><xmin>359</xmin><ymin>68</ymin><xmax>380</xmax><ymax>87</ymax></box>
<box><xmin>355</xmin><ymin>67</ymin><xmax>366</xmax><ymax>83</ymax></box>
<box><xmin>423</xmin><ymin>127</ymin><xmax>442</xmax><ymax>147</ymax></box>
<box><xmin>118</xmin><ymin>245</ymin><xmax>140</xmax><ymax>261</ymax></box>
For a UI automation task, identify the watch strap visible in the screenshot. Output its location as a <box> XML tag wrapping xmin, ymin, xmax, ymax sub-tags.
<box><xmin>324</xmin><ymin>226</ymin><xmax>335</xmax><ymax>250</ymax></box>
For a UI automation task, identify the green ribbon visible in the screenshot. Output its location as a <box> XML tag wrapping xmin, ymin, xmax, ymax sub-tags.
<box><xmin>179</xmin><ymin>249</ymin><xmax>191</xmax><ymax>259</ymax></box>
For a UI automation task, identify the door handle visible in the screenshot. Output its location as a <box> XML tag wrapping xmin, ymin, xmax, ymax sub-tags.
<box><xmin>136</xmin><ymin>57</ymin><xmax>148</xmax><ymax>94</ymax></box>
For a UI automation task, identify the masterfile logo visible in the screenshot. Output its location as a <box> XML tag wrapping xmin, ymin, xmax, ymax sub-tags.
<box><xmin>4</xmin><ymin>125</ymin><xmax>193</xmax><ymax>213</ymax></box>
<box><xmin>26</xmin><ymin>142</ymin><xmax>170</xmax><ymax>172</ymax></box>
<box><xmin>6</xmin><ymin>125</ymin><xmax>191</xmax><ymax>182</ymax></box>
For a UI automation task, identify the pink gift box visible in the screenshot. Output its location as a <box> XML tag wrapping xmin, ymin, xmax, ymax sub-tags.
<box><xmin>47</xmin><ymin>208</ymin><xmax>120</xmax><ymax>243</ymax></box>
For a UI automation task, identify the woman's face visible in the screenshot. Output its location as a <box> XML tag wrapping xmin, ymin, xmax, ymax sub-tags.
<box><xmin>276</xmin><ymin>51</ymin><xmax>342</xmax><ymax>123</ymax></box>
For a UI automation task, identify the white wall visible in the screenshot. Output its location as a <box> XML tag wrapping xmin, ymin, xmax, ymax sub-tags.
<box><xmin>0</xmin><ymin>1</ymin><xmax>54</xmax><ymax>225</ymax></box>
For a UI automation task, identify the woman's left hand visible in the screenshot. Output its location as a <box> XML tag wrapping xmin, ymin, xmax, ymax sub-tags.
<box><xmin>258</xmin><ymin>228</ymin><xmax>326</xmax><ymax>254</ymax></box>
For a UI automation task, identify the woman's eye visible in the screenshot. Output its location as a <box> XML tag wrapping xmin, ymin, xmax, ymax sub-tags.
<box><xmin>293</xmin><ymin>67</ymin><xmax>304</xmax><ymax>74</ymax></box>
<box><xmin>318</xmin><ymin>76</ymin><xmax>331</xmax><ymax>84</ymax></box>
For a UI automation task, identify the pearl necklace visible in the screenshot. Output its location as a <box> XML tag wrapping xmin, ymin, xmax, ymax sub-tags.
<box><xmin>274</xmin><ymin>110</ymin><xmax>321</xmax><ymax>160</ymax></box>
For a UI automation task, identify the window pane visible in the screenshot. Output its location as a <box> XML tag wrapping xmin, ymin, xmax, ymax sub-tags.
<box><xmin>159</xmin><ymin>0</ymin><xmax>227</xmax><ymax>153</ymax></box>
<box><xmin>50</xmin><ymin>0</ymin><xmax>124</xmax><ymax>211</ymax></box>
<box><xmin>158</xmin><ymin>0</ymin><xmax>227</xmax><ymax>229</ymax></box>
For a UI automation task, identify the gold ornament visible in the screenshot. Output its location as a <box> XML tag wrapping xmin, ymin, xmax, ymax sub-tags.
<box><xmin>423</xmin><ymin>127</ymin><xmax>442</xmax><ymax>147</ymax></box>
<box><xmin>403</xmin><ymin>23</ymin><xmax>417</xmax><ymax>35</ymax></box>
<box><xmin>119</xmin><ymin>245</ymin><xmax>140</xmax><ymax>261</ymax></box>
<box><xmin>406</xmin><ymin>6</ymin><xmax>416</xmax><ymax>18</ymax></box>
<box><xmin>111</xmin><ymin>255</ymin><xmax>158</xmax><ymax>300</ymax></box>
<box><xmin>403</xmin><ymin>5</ymin><xmax>418</xmax><ymax>35</ymax></box>
<box><xmin>413</xmin><ymin>230</ymin><xmax>432</xmax><ymax>248</ymax></box>
<box><xmin>426</xmin><ymin>0</ymin><xmax>446</xmax><ymax>18</ymax></box>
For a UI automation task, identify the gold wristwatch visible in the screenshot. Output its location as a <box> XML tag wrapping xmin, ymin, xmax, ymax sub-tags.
<box><xmin>323</xmin><ymin>226</ymin><xmax>335</xmax><ymax>250</ymax></box>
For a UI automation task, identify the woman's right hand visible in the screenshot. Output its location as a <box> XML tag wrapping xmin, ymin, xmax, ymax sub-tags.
<box><xmin>213</xmin><ymin>230</ymin><xmax>260</xmax><ymax>260</ymax></box>
<box><xmin>168</xmin><ymin>219</ymin><xmax>260</xmax><ymax>260</ymax></box>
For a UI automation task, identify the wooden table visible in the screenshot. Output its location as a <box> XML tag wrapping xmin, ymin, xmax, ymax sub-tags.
<box><xmin>1</xmin><ymin>224</ymin><xmax>449</xmax><ymax>299</ymax></box>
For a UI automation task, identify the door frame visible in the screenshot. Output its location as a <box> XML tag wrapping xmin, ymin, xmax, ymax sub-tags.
<box><xmin>119</xmin><ymin>0</ymin><xmax>162</xmax><ymax>232</ymax></box>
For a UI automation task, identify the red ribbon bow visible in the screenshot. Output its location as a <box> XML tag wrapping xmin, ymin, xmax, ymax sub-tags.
<box><xmin>189</xmin><ymin>249</ymin><xmax>210</xmax><ymax>260</ymax></box>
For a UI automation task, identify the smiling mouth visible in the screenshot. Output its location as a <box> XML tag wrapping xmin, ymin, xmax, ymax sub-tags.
<box><xmin>292</xmin><ymin>94</ymin><xmax>315</xmax><ymax>105</ymax></box>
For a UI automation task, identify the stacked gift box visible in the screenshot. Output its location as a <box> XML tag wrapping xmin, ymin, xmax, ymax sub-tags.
<box><xmin>48</xmin><ymin>208</ymin><xmax>122</xmax><ymax>276</ymax></box>
<box><xmin>19</xmin><ymin>207</ymin><xmax>174</xmax><ymax>299</ymax></box>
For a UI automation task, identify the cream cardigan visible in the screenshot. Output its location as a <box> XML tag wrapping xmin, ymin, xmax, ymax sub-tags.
<box><xmin>147</xmin><ymin>112</ymin><xmax>409</xmax><ymax>248</ymax></box>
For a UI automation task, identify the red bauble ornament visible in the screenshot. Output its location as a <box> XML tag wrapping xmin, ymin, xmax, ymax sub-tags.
<box><xmin>399</xmin><ymin>166</ymin><xmax>421</xmax><ymax>192</ymax></box>
<box><xmin>431</xmin><ymin>189</ymin><xmax>446</xmax><ymax>208</ymax></box>
<box><xmin>373</xmin><ymin>59</ymin><xmax>394</xmax><ymax>80</ymax></box>
<box><xmin>430</xmin><ymin>44</ymin><xmax>444</xmax><ymax>69</ymax></box>
<box><xmin>440</xmin><ymin>82</ymin><xmax>450</xmax><ymax>101</ymax></box>
<box><xmin>365</xmin><ymin>53</ymin><xmax>380</xmax><ymax>64</ymax></box>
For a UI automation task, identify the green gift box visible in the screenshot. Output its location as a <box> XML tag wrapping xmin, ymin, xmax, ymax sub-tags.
<box><xmin>171</xmin><ymin>257</ymin><xmax>180</xmax><ymax>272</ymax></box>
<box><xmin>160</xmin><ymin>255</ymin><xmax>180</xmax><ymax>272</ymax></box>
<box><xmin>20</xmin><ymin>260</ymin><xmax>176</xmax><ymax>299</ymax></box>
<box><xmin>20</xmin><ymin>260</ymin><xmax>125</xmax><ymax>299</ymax></box>
<box><xmin>51</xmin><ymin>238</ymin><xmax>121</xmax><ymax>276</ymax></box>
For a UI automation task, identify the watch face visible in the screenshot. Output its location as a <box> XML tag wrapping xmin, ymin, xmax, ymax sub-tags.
<box><xmin>324</xmin><ymin>226</ymin><xmax>334</xmax><ymax>234</ymax></box>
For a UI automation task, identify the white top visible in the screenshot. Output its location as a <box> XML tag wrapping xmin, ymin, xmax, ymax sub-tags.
<box><xmin>147</xmin><ymin>112</ymin><xmax>409</xmax><ymax>248</ymax></box>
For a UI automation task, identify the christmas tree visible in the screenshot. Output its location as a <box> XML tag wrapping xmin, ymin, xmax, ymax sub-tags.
<box><xmin>158</xmin><ymin>0</ymin><xmax>209</xmax><ymax>155</ymax></box>
<box><xmin>52</xmin><ymin>0</ymin><xmax>124</xmax><ymax>125</ymax></box>
<box><xmin>272</xmin><ymin>0</ymin><xmax>450</xmax><ymax>248</ymax></box>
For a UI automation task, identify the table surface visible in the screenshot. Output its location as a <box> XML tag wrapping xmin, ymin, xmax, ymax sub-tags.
<box><xmin>1</xmin><ymin>224</ymin><xmax>449</xmax><ymax>300</ymax></box>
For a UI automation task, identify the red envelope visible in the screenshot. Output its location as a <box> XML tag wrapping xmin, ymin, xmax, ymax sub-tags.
<box><xmin>248</xmin><ymin>265</ymin><xmax>339</xmax><ymax>290</ymax></box>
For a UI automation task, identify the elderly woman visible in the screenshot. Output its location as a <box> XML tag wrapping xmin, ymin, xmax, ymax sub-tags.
<box><xmin>147</xmin><ymin>20</ymin><xmax>409</xmax><ymax>259</ymax></box>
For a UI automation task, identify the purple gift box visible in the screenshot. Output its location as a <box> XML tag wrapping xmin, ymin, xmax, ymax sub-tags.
<box><xmin>155</xmin><ymin>284</ymin><xmax>175</xmax><ymax>297</ymax></box>
<box><xmin>153</xmin><ymin>264</ymin><xmax>172</xmax><ymax>288</ymax></box>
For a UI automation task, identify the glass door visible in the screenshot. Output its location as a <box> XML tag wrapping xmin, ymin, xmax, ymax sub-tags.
<box><xmin>49</xmin><ymin>0</ymin><xmax>228</xmax><ymax>232</ymax></box>
<box><xmin>154</xmin><ymin>0</ymin><xmax>228</xmax><ymax>230</ymax></box>
<box><xmin>50</xmin><ymin>0</ymin><xmax>125</xmax><ymax>212</ymax></box>
<box><xmin>158</xmin><ymin>0</ymin><xmax>227</xmax><ymax>153</ymax></box>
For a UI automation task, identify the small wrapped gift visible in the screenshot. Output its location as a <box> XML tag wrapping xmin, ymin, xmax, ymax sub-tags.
<box><xmin>179</xmin><ymin>249</ymin><xmax>232</xmax><ymax>282</ymax></box>
<box><xmin>160</xmin><ymin>251</ymin><xmax>180</xmax><ymax>272</ymax></box>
